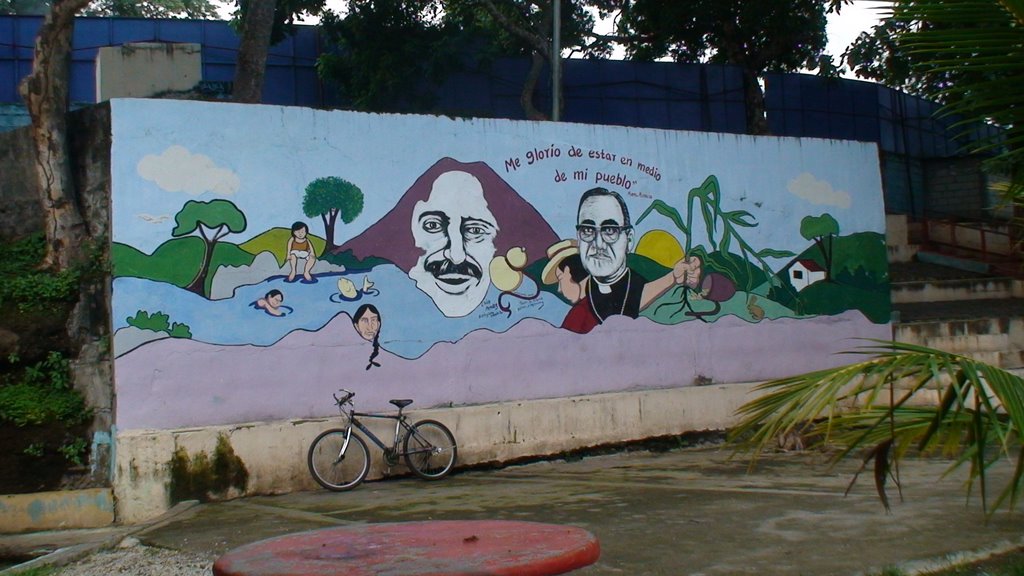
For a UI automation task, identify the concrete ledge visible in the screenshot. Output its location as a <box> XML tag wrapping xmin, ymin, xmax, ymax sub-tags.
<box><xmin>891</xmin><ymin>277</ymin><xmax>1017</xmax><ymax>304</ymax></box>
<box><xmin>113</xmin><ymin>384</ymin><xmax>760</xmax><ymax>524</ymax></box>
<box><xmin>0</xmin><ymin>488</ymin><xmax>114</xmax><ymax>534</ymax></box>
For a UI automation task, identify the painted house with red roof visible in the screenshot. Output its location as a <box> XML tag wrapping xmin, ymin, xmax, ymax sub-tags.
<box><xmin>790</xmin><ymin>259</ymin><xmax>827</xmax><ymax>291</ymax></box>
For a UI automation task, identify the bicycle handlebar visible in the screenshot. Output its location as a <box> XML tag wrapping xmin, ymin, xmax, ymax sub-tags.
<box><xmin>334</xmin><ymin>389</ymin><xmax>355</xmax><ymax>406</ymax></box>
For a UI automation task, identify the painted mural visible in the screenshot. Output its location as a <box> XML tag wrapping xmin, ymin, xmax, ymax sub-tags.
<box><xmin>109</xmin><ymin>99</ymin><xmax>891</xmax><ymax>431</ymax></box>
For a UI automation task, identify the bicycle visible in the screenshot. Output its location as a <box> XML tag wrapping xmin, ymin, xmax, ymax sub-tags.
<box><xmin>307</xmin><ymin>389</ymin><xmax>458</xmax><ymax>491</ymax></box>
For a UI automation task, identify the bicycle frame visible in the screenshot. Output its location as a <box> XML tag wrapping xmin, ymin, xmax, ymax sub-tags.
<box><xmin>345</xmin><ymin>409</ymin><xmax>412</xmax><ymax>454</ymax></box>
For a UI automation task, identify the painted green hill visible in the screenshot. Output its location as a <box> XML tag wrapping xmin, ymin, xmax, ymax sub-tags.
<box><xmin>769</xmin><ymin>231</ymin><xmax>890</xmax><ymax>323</ymax></box>
<box><xmin>239</xmin><ymin>227</ymin><xmax>327</xmax><ymax>267</ymax></box>
<box><xmin>112</xmin><ymin>237</ymin><xmax>255</xmax><ymax>296</ymax></box>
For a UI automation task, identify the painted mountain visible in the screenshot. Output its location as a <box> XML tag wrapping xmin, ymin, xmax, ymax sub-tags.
<box><xmin>332</xmin><ymin>157</ymin><xmax>559</xmax><ymax>270</ymax></box>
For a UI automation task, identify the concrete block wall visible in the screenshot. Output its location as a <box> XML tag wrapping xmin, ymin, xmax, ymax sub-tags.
<box><xmin>924</xmin><ymin>157</ymin><xmax>985</xmax><ymax>219</ymax></box>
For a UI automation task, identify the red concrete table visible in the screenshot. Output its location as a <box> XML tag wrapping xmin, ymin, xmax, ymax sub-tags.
<box><xmin>212</xmin><ymin>520</ymin><xmax>600</xmax><ymax>576</ymax></box>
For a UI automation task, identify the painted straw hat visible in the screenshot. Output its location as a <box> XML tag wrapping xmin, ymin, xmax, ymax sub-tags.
<box><xmin>540</xmin><ymin>239</ymin><xmax>580</xmax><ymax>285</ymax></box>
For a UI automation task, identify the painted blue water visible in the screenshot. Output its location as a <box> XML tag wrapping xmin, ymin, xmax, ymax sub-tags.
<box><xmin>112</xmin><ymin>265</ymin><xmax>568</xmax><ymax>359</ymax></box>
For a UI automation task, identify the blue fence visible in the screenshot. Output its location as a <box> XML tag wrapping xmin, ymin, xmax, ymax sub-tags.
<box><xmin>0</xmin><ymin>15</ymin><xmax>324</xmax><ymax>106</ymax></box>
<box><xmin>2</xmin><ymin>15</ymin><xmax>996</xmax><ymax>218</ymax></box>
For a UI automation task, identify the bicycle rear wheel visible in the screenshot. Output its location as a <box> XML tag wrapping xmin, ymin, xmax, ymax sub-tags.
<box><xmin>308</xmin><ymin>429</ymin><xmax>370</xmax><ymax>491</ymax></box>
<box><xmin>403</xmin><ymin>420</ymin><xmax>457</xmax><ymax>480</ymax></box>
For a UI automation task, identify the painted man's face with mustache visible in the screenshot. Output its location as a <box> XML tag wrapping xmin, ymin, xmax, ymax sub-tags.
<box><xmin>410</xmin><ymin>171</ymin><xmax>498</xmax><ymax>317</ymax></box>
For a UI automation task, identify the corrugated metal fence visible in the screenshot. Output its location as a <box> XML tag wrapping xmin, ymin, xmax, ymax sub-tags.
<box><xmin>2</xmin><ymin>15</ymin><xmax>998</xmax><ymax>217</ymax></box>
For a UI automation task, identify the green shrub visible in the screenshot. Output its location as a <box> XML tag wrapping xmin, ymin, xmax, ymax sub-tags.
<box><xmin>59</xmin><ymin>437</ymin><xmax>89</xmax><ymax>466</ymax></box>
<box><xmin>0</xmin><ymin>352</ymin><xmax>90</xmax><ymax>427</ymax></box>
<box><xmin>0</xmin><ymin>233</ymin><xmax>82</xmax><ymax>311</ymax></box>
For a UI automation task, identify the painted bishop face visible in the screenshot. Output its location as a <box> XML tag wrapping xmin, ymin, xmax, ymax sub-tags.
<box><xmin>577</xmin><ymin>192</ymin><xmax>632</xmax><ymax>285</ymax></box>
<box><xmin>409</xmin><ymin>171</ymin><xmax>498</xmax><ymax>317</ymax></box>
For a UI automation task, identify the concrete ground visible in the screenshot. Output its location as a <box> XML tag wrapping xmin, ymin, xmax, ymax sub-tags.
<box><xmin>7</xmin><ymin>445</ymin><xmax>1024</xmax><ymax>576</ymax></box>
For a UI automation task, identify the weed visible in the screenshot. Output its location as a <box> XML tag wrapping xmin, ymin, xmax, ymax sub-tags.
<box><xmin>22</xmin><ymin>442</ymin><xmax>43</xmax><ymax>457</ymax></box>
<box><xmin>59</xmin><ymin>437</ymin><xmax>89</xmax><ymax>466</ymax></box>
<box><xmin>0</xmin><ymin>352</ymin><xmax>89</xmax><ymax>427</ymax></box>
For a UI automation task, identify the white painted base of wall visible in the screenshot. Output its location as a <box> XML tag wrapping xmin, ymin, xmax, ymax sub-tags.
<box><xmin>113</xmin><ymin>383</ymin><xmax>759</xmax><ymax>523</ymax></box>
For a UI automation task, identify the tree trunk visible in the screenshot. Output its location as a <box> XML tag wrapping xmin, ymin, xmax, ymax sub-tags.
<box><xmin>323</xmin><ymin>210</ymin><xmax>337</xmax><ymax>252</ymax></box>
<box><xmin>20</xmin><ymin>0</ymin><xmax>113</xmax><ymax>482</ymax></box>
<box><xmin>18</xmin><ymin>0</ymin><xmax>91</xmax><ymax>271</ymax></box>
<box><xmin>233</xmin><ymin>0</ymin><xmax>276</xmax><ymax>103</ymax></box>
<box><xmin>185</xmin><ymin>239</ymin><xmax>215</xmax><ymax>296</ymax></box>
<box><xmin>741</xmin><ymin>68</ymin><xmax>769</xmax><ymax>136</ymax></box>
<box><xmin>521</xmin><ymin>51</ymin><xmax>549</xmax><ymax>121</ymax></box>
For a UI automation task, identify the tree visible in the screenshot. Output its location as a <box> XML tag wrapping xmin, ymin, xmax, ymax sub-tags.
<box><xmin>232</xmin><ymin>0</ymin><xmax>276</xmax><ymax>103</ymax></box>
<box><xmin>83</xmin><ymin>0</ymin><xmax>221</xmax><ymax>18</ymax></box>
<box><xmin>0</xmin><ymin>0</ymin><xmax>50</xmax><ymax>13</ymax></box>
<box><xmin>800</xmin><ymin>213</ymin><xmax>839</xmax><ymax>280</ymax></box>
<box><xmin>232</xmin><ymin>0</ymin><xmax>327</xmax><ymax>103</ymax></box>
<box><xmin>171</xmin><ymin>199</ymin><xmax>247</xmax><ymax>296</ymax></box>
<box><xmin>316</xmin><ymin>0</ymin><xmax>457</xmax><ymax>112</ymax></box>
<box><xmin>445</xmin><ymin>0</ymin><xmax>615</xmax><ymax>120</ymax></box>
<box><xmin>302</xmin><ymin>176</ymin><xmax>364</xmax><ymax>252</ymax></box>
<box><xmin>890</xmin><ymin>0</ymin><xmax>1024</xmax><ymax>192</ymax></box>
<box><xmin>616</xmin><ymin>0</ymin><xmax>836</xmax><ymax>135</ymax></box>
<box><xmin>19</xmin><ymin>0</ymin><xmax>91</xmax><ymax>271</ymax></box>
<box><xmin>2</xmin><ymin>0</ymin><xmax>222</xmax><ymax>16</ymax></box>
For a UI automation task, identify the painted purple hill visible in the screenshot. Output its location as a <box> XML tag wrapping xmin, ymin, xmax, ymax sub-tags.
<box><xmin>332</xmin><ymin>157</ymin><xmax>559</xmax><ymax>271</ymax></box>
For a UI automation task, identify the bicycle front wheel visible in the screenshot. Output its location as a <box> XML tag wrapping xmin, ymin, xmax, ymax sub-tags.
<box><xmin>308</xmin><ymin>429</ymin><xmax>370</xmax><ymax>491</ymax></box>
<box><xmin>403</xmin><ymin>420</ymin><xmax>457</xmax><ymax>480</ymax></box>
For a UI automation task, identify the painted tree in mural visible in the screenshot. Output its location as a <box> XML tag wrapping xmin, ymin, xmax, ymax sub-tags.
<box><xmin>800</xmin><ymin>213</ymin><xmax>838</xmax><ymax>281</ymax></box>
<box><xmin>172</xmin><ymin>200</ymin><xmax>248</xmax><ymax>296</ymax></box>
<box><xmin>301</xmin><ymin>177</ymin><xmax>364</xmax><ymax>252</ymax></box>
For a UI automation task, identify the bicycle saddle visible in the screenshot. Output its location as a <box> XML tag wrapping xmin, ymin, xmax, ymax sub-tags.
<box><xmin>390</xmin><ymin>399</ymin><xmax>414</xmax><ymax>409</ymax></box>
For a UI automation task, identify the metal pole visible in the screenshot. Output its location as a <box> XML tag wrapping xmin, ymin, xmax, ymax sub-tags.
<box><xmin>552</xmin><ymin>0</ymin><xmax>561</xmax><ymax>121</ymax></box>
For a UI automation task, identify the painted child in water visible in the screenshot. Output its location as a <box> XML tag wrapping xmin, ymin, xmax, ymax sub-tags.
<box><xmin>287</xmin><ymin>221</ymin><xmax>317</xmax><ymax>282</ymax></box>
<box><xmin>257</xmin><ymin>289</ymin><xmax>286</xmax><ymax>316</ymax></box>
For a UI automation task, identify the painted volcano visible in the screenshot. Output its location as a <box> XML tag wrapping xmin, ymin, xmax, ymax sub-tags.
<box><xmin>332</xmin><ymin>157</ymin><xmax>559</xmax><ymax>271</ymax></box>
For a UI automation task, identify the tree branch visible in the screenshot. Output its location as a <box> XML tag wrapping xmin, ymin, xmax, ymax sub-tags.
<box><xmin>476</xmin><ymin>0</ymin><xmax>551</xmax><ymax>58</ymax></box>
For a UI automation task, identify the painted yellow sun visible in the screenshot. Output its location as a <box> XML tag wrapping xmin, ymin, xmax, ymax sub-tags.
<box><xmin>635</xmin><ymin>230</ymin><xmax>684</xmax><ymax>268</ymax></box>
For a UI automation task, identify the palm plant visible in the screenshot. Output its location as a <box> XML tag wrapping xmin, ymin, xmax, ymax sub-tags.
<box><xmin>894</xmin><ymin>0</ymin><xmax>1024</xmax><ymax>207</ymax></box>
<box><xmin>730</xmin><ymin>341</ymin><xmax>1024</xmax><ymax>513</ymax></box>
<box><xmin>730</xmin><ymin>0</ymin><xmax>1024</xmax><ymax>513</ymax></box>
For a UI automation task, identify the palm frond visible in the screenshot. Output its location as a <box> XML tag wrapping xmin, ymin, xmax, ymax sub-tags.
<box><xmin>729</xmin><ymin>339</ymin><xmax>1024</xmax><ymax>513</ymax></box>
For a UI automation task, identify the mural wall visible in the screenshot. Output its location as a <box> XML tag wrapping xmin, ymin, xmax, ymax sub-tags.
<box><xmin>110</xmin><ymin>99</ymin><xmax>891</xmax><ymax>432</ymax></box>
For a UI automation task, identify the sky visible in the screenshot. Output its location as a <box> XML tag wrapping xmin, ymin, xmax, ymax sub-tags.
<box><xmin>825</xmin><ymin>1</ymin><xmax>886</xmax><ymax>76</ymax></box>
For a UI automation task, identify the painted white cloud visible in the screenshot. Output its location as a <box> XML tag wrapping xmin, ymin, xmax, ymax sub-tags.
<box><xmin>137</xmin><ymin>145</ymin><xmax>240</xmax><ymax>196</ymax></box>
<box><xmin>787</xmin><ymin>172</ymin><xmax>851</xmax><ymax>209</ymax></box>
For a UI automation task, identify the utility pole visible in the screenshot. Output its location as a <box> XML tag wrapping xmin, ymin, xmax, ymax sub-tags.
<box><xmin>551</xmin><ymin>0</ymin><xmax>561</xmax><ymax>121</ymax></box>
